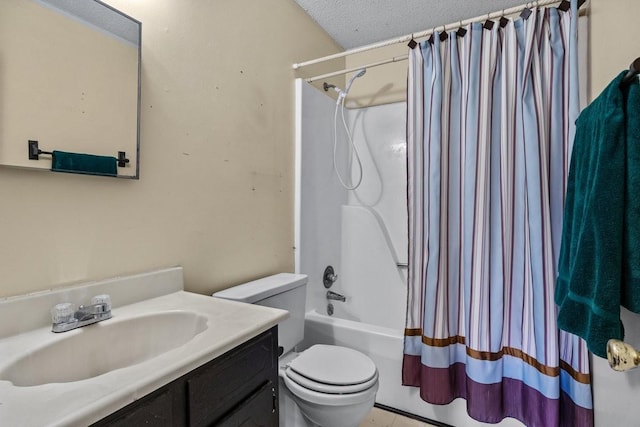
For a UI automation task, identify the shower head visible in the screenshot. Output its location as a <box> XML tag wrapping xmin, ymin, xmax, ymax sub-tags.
<box><xmin>344</xmin><ymin>68</ymin><xmax>367</xmax><ymax>95</ymax></box>
<box><xmin>353</xmin><ymin>68</ymin><xmax>367</xmax><ymax>79</ymax></box>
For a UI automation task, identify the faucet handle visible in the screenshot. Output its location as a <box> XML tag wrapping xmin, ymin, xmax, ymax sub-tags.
<box><xmin>51</xmin><ymin>303</ymin><xmax>75</xmax><ymax>324</ymax></box>
<box><xmin>91</xmin><ymin>294</ymin><xmax>112</xmax><ymax>312</ymax></box>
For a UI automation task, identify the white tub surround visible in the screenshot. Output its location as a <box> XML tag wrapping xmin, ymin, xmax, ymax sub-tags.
<box><xmin>0</xmin><ymin>267</ymin><xmax>288</xmax><ymax>427</ymax></box>
<box><xmin>295</xmin><ymin>81</ymin><xmax>526</xmax><ymax>425</ymax></box>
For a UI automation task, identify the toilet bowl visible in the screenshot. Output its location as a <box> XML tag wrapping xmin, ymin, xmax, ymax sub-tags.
<box><xmin>280</xmin><ymin>344</ymin><xmax>379</xmax><ymax>427</ymax></box>
<box><xmin>212</xmin><ymin>273</ymin><xmax>379</xmax><ymax>427</ymax></box>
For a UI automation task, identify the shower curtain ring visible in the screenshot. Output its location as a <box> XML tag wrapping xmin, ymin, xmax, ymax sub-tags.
<box><xmin>408</xmin><ymin>33</ymin><xmax>418</xmax><ymax>49</ymax></box>
<box><xmin>427</xmin><ymin>27</ymin><xmax>435</xmax><ymax>44</ymax></box>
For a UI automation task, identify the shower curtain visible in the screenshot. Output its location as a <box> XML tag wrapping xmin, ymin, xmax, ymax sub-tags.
<box><xmin>402</xmin><ymin>3</ymin><xmax>593</xmax><ymax>427</ymax></box>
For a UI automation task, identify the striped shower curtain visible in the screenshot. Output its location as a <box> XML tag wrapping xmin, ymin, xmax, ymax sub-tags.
<box><xmin>402</xmin><ymin>4</ymin><xmax>593</xmax><ymax>427</ymax></box>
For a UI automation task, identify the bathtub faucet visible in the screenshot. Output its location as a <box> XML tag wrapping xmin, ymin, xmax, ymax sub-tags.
<box><xmin>326</xmin><ymin>290</ymin><xmax>346</xmax><ymax>303</ymax></box>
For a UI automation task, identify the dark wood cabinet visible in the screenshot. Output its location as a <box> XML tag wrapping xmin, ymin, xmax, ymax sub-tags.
<box><xmin>91</xmin><ymin>327</ymin><xmax>279</xmax><ymax>427</ymax></box>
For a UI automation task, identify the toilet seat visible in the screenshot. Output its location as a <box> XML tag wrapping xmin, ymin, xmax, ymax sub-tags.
<box><xmin>282</xmin><ymin>372</ymin><xmax>379</xmax><ymax>407</ymax></box>
<box><xmin>285</xmin><ymin>366</ymin><xmax>379</xmax><ymax>394</ymax></box>
<box><xmin>283</xmin><ymin>344</ymin><xmax>378</xmax><ymax>395</ymax></box>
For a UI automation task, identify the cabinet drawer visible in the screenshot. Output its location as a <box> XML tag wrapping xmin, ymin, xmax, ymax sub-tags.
<box><xmin>187</xmin><ymin>329</ymin><xmax>278</xmax><ymax>427</ymax></box>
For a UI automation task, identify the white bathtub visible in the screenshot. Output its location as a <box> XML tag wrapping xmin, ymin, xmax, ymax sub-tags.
<box><xmin>302</xmin><ymin>309</ymin><xmax>524</xmax><ymax>427</ymax></box>
<box><xmin>302</xmin><ymin>309</ymin><xmax>405</xmax><ymax>409</ymax></box>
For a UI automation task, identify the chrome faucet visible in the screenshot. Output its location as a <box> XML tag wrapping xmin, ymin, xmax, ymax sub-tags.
<box><xmin>326</xmin><ymin>290</ymin><xmax>346</xmax><ymax>302</ymax></box>
<box><xmin>51</xmin><ymin>294</ymin><xmax>112</xmax><ymax>333</ymax></box>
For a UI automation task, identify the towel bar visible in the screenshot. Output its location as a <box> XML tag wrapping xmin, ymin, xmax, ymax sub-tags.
<box><xmin>28</xmin><ymin>140</ymin><xmax>129</xmax><ymax>167</ymax></box>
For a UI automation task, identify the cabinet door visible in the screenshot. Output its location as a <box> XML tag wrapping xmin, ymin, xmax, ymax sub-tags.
<box><xmin>187</xmin><ymin>330</ymin><xmax>278</xmax><ymax>427</ymax></box>
<box><xmin>216</xmin><ymin>381</ymin><xmax>278</xmax><ymax>427</ymax></box>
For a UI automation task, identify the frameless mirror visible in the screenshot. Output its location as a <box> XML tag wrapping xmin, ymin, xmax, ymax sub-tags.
<box><xmin>0</xmin><ymin>0</ymin><xmax>141</xmax><ymax>178</ymax></box>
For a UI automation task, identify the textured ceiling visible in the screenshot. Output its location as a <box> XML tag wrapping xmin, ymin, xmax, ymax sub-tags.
<box><xmin>294</xmin><ymin>0</ymin><xmax>530</xmax><ymax>49</ymax></box>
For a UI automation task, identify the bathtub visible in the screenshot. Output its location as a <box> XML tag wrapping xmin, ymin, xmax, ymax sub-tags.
<box><xmin>302</xmin><ymin>309</ymin><xmax>524</xmax><ymax>427</ymax></box>
<box><xmin>302</xmin><ymin>309</ymin><xmax>405</xmax><ymax>410</ymax></box>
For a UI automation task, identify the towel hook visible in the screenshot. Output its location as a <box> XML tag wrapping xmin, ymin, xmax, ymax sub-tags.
<box><xmin>621</xmin><ymin>57</ymin><xmax>640</xmax><ymax>86</ymax></box>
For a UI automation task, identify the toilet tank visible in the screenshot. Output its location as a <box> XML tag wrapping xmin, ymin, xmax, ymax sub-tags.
<box><xmin>212</xmin><ymin>273</ymin><xmax>308</xmax><ymax>355</ymax></box>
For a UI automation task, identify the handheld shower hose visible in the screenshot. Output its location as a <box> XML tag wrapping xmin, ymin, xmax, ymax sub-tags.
<box><xmin>332</xmin><ymin>69</ymin><xmax>366</xmax><ymax>190</ymax></box>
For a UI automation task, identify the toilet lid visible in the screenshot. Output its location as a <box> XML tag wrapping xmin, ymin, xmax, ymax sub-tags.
<box><xmin>288</xmin><ymin>345</ymin><xmax>377</xmax><ymax>386</ymax></box>
<box><xmin>285</xmin><ymin>365</ymin><xmax>378</xmax><ymax>394</ymax></box>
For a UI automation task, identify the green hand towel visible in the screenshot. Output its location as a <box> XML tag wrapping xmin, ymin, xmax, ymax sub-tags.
<box><xmin>555</xmin><ymin>72</ymin><xmax>640</xmax><ymax>358</ymax></box>
<box><xmin>51</xmin><ymin>150</ymin><xmax>118</xmax><ymax>177</ymax></box>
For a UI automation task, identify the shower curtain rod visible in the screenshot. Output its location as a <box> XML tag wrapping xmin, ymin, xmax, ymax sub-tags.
<box><xmin>306</xmin><ymin>55</ymin><xmax>409</xmax><ymax>83</ymax></box>
<box><xmin>296</xmin><ymin>0</ymin><xmax>577</xmax><ymax>80</ymax></box>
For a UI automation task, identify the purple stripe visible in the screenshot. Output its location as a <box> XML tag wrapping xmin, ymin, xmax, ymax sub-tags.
<box><xmin>508</xmin><ymin>40</ymin><xmax>518</xmax><ymax>346</ymax></box>
<box><xmin>403</xmin><ymin>355</ymin><xmax>593</xmax><ymax>427</ymax></box>
<box><xmin>470</xmin><ymin>27</ymin><xmax>484</xmax><ymax>347</ymax></box>
<box><xmin>426</xmin><ymin>45</ymin><xmax>437</xmax><ymax>335</ymax></box>
<box><xmin>420</xmin><ymin>52</ymin><xmax>426</xmax><ymax>323</ymax></box>
<box><xmin>559</xmin><ymin>16</ymin><xmax>568</xmax><ymax>204</ymax></box>
<box><xmin>530</xmin><ymin>44</ymin><xmax>552</xmax><ymax>363</ymax></box>
<box><xmin>458</xmin><ymin>35</ymin><xmax>468</xmax><ymax>335</ymax></box>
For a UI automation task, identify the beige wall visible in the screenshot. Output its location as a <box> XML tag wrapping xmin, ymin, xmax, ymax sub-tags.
<box><xmin>0</xmin><ymin>0</ymin><xmax>342</xmax><ymax>298</ymax></box>
<box><xmin>590</xmin><ymin>0</ymin><xmax>637</xmax><ymax>96</ymax></box>
<box><xmin>344</xmin><ymin>43</ymin><xmax>408</xmax><ymax>107</ymax></box>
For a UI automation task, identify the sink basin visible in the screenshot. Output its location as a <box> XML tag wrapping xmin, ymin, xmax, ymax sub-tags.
<box><xmin>0</xmin><ymin>310</ymin><xmax>207</xmax><ymax>387</ymax></box>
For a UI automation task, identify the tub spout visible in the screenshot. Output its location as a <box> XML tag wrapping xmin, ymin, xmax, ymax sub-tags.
<box><xmin>326</xmin><ymin>290</ymin><xmax>346</xmax><ymax>302</ymax></box>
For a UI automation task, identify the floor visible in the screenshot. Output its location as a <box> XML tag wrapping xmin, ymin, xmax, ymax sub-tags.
<box><xmin>360</xmin><ymin>407</ymin><xmax>440</xmax><ymax>427</ymax></box>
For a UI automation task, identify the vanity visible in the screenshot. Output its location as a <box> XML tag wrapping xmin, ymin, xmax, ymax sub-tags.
<box><xmin>0</xmin><ymin>268</ymin><xmax>287</xmax><ymax>426</ymax></box>
<box><xmin>93</xmin><ymin>327</ymin><xmax>278</xmax><ymax>426</ymax></box>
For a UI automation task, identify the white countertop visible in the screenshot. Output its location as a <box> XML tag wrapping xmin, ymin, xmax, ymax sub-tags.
<box><xmin>0</xmin><ymin>269</ymin><xmax>288</xmax><ymax>427</ymax></box>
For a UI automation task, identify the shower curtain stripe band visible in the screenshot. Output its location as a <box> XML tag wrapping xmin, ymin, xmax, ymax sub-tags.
<box><xmin>293</xmin><ymin>0</ymin><xmax>567</xmax><ymax>72</ymax></box>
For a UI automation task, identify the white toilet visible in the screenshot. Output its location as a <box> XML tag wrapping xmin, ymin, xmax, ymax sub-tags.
<box><xmin>213</xmin><ymin>273</ymin><xmax>378</xmax><ymax>427</ymax></box>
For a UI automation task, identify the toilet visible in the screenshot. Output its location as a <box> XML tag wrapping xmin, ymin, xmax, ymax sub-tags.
<box><xmin>213</xmin><ymin>273</ymin><xmax>378</xmax><ymax>427</ymax></box>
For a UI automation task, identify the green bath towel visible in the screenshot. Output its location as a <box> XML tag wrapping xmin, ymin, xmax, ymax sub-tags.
<box><xmin>51</xmin><ymin>150</ymin><xmax>118</xmax><ymax>177</ymax></box>
<box><xmin>555</xmin><ymin>72</ymin><xmax>640</xmax><ymax>358</ymax></box>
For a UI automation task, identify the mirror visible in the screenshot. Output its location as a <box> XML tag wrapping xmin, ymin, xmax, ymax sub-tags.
<box><xmin>0</xmin><ymin>0</ymin><xmax>141</xmax><ymax>178</ymax></box>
